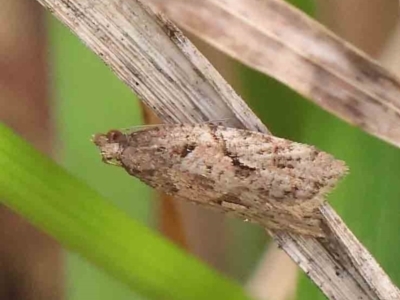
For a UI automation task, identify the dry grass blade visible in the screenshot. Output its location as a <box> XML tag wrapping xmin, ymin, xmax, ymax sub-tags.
<box><xmin>152</xmin><ymin>0</ymin><xmax>400</xmax><ymax>148</ymax></box>
<box><xmin>35</xmin><ymin>0</ymin><xmax>400</xmax><ymax>299</ymax></box>
<box><xmin>44</xmin><ymin>0</ymin><xmax>265</xmax><ymax>133</ymax></box>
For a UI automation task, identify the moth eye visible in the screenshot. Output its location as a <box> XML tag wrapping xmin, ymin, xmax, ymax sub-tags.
<box><xmin>106</xmin><ymin>130</ymin><xmax>125</xmax><ymax>143</ymax></box>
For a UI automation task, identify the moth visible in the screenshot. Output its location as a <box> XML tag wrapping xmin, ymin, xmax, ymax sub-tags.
<box><xmin>93</xmin><ymin>124</ymin><xmax>347</xmax><ymax>237</ymax></box>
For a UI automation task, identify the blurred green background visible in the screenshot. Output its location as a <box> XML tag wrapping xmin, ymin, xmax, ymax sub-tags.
<box><xmin>44</xmin><ymin>0</ymin><xmax>400</xmax><ymax>299</ymax></box>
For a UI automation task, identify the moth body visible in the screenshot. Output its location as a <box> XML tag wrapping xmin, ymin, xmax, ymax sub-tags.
<box><xmin>93</xmin><ymin>124</ymin><xmax>347</xmax><ymax>236</ymax></box>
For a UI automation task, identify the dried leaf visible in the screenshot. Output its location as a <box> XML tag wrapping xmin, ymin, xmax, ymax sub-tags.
<box><xmin>152</xmin><ymin>0</ymin><xmax>400</xmax><ymax>148</ymax></box>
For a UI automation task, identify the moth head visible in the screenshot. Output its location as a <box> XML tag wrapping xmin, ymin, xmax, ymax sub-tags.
<box><xmin>92</xmin><ymin>130</ymin><xmax>127</xmax><ymax>166</ymax></box>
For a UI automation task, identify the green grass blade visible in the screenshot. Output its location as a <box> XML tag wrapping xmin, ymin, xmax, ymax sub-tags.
<box><xmin>0</xmin><ymin>123</ymin><xmax>253</xmax><ymax>300</ymax></box>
